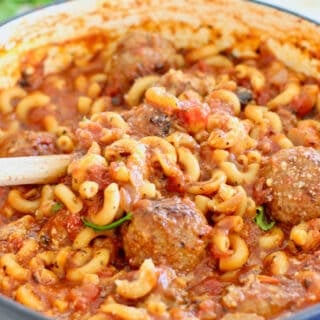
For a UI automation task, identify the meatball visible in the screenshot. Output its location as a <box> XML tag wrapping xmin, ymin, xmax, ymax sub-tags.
<box><xmin>105</xmin><ymin>31</ymin><xmax>183</xmax><ymax>99</ymax></box>
<box><xmin>260</xmin><ymin>146</ymin><xmax>320</xmax><ymax>224</ymax></box>
<box><xmin>222</xmin><ymin>276</ymin><xmax>305</xmax><ymax>318</ymax></box>
<box><xmin>122</xmin><ymin>104</ymin><xmax>171</xmax><ymax>138</ymax></box>
<box><xmin>122</xmin><ymin>198</ymin><xmax>210</xmax><ymax>272</ymax></box>
<box><xmin>0</xmin><ymin>130</ymin><xmax>59</xmax><ymax>157</ymax></box>
<box><xmin>155</xmin><ymin>69</ymin><xmax>215</xmax><ymax>97</ymax></box>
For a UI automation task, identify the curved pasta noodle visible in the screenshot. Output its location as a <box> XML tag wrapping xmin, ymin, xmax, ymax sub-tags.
<box><xmin>8</xmin><ymin>189</ymin><xmax>40</xmax><ymax>214</ymax></box>
<box><xmin>145</xmin><ymin>86</ymin><xmax>179</xmax><ymax>115</ymax></box>
<box><xmin>115</xmin><ymin>259</ymin><xmax>158</xmax><ymax>299</ymax></box>
<box><xmin>216</xmin><ymin>215</ymin><xmax>244</xmax><ymax>233</ymax></box>
<box><xmin>17</xmin><ymin>239</ymin><xmax>38</xmax><ymax>261</ymax></box>
<box><xmin>92</xmin><ymin>112</ymin><xmax>129</xmax><ymax>131</ymax></box>
<box><xmin>141</xmin><ymin>136</ymin><xmax>182</xmax><ymax>180</ymax></box>
<box><xmin>52</xmin><ymin>247</ymin><xmax>71</xmax><ymax>279</ymax></box>
<box><xmin>140</xmin><ymin>181</ymin><xmax>157</xmax><ymax>199</ymax></box>
<box><xmin>69</xmin><ymin>247</ymin><xmax>93</xmax><ymax>267</ymax></box>
<box><xmin>87</xmin><ymin>82</ymin><xmax>102</xmax><ymax>99</ymax></box>
<box><xmin>212</xmin><ymin>228</ymin><xmax>232</xmax><ymax>256</ymax></box>
<box><xmin>245</xmin><ymin>104</ymin><xmax>282</xmax><ymax>134</ymax></box>
<box><xmin>0</xmin><ymin>86</ymin><xmax>26</xmax><ymax>114</ymax></box>
<box><xmin>259</xmin><ymin>227</ymin><xmax>284</xmax><ymax>250</ymax></box>
<box><xmin>267</xmin><ymin>82</ymin><xmax>300</xmax><ymax>109</ymax></box>
<box><xmin>177</xmin><ymin>146</ymin><xmax>200</xmax><ymax>182</ymax></box>
<box><xmin>101</xmin><ymin>301</ymin><xmax>151</xmax><ymax>320</ymax></box>
<box><xmin>90</xmin><ymin>96</ymin><xmax>108</xmax><ymax>115</ymax></box>
<box><xmin>57</xmin><ymin>134</ymin><xmax>75</xmax><ymax>153</ymax></box>
<box><xmin>272</xmin><ymin>134</ymin><xmax>294</xmax><ymax>149</ymax></box>
<box><xmin>290</xmin><ymin>219</ymin><xmax>320</xmax><ymax>251</ymax></box>
<box><xmin>195</xmin><ymin>195</ymin><xmax>211</xmax><ymax>214</ymax></box>
<box><xmin>89</xmin><ymin>183</ymin><xmax>120</xmax><ymax>226</ymax></box>
<box><xmin>73</xmin><ymin>227</ymin><xmax>111</xmax><ymax>249</ymax></box>
<box><xmin>186</xmin><ymin>36</ymin><xmax>234</xmax><ymax>62</ymax></box>
<box><xmin>37</xmin><ymin>185</ymin><xmax>55</xmax><ymax>219</ymax></box>
<box><xmin>187</xmin><ymin>170</ymin><xmax>226</xmax><ymax>195</ymax></box>
<box><xmin>141</xmin><ymin>136</ymin><xmax>177</xmax><ymax>163</ymax></box>
<box><xmin>66</xmin><ymin>248</ymin><xmax>110</xmax><ymax>282</ymax></box>
<box><xmin>211</xmin><ymin>216</ymin><xmax>244</xmax><ymax>256</ymax></box>
<box><xmin>0</xmin><ymin>253</ymin><xmax>30</xmax><ymax>281</ymax></box>
<box><xmin>209</xmin><ymin>184</ymin><xmax>247</xmax><ymax>216</ymax></box>
<box><xmin>30</xmin><ymin>252</ymin><xmax>59</xmax><ymax>285</ymax></box>
<box><xmin>264</xmin><ymin>251</ymin><xmax>289</xmax><ymax>276</ymax></box>
<box><xmin>290</xmin><ymin>222</ymin><xmax>308</xmax><ymax>246</ymax></box>
<box><xmin>219</xmin><ymin>234</ymin><xmax>249</xmax><ymax>271</ymax></box>
<box><xmin>166</xmin><ymin>131</ymin><xmax>198</xmax><ymax>150</ymax></box>
<box><xmin>79</xmin><ymin>180</ymin><xmax>99</xmax><ymax>199</ymax></box>
<box><xmin>43</xmin><ymin>115</ymin><xmax>59</xmax><ymax>133</ymax></box>
<box><xmin>110</xmin><ymin>161</ymin><xmax>130</xmax><ymax>182</ymax></box>
<box><xmin>219</xmin><ymin>161</ymin><xmax>259</xmax><ymax>185</ymax></box>
<box><xmin>212</xmin><ymin>149</ymin><xmax>229</xmax><ymax>164</ymax></box>
<box><xmin>208</xmin><ymin>116</ymin><xmax>245</xmax><ymax>149</ymax></box>
<box><xmin>16</xmin><ymin>284</ymin><xmax>45</xmax><ymax>312</ymax></box>
<box><xmin>69</xmin><ymin>143</ymin><xmax>107</xmax><ymax>190</ymax></box>
<box><xmin>16</xmin><ymin>92</ymin><xmax>50</xmax><ymax>121</ymax></box>
<box><xmin>92</xmin><ymin>112</ymin><xmax>129</xmax><ymax>144</ymax></box>
<box><xmin>77</xmin><ymin>96</ymin><xmax>93</xmax><ymax>115</ymax></box>
<box><xmin>104</xmin><ymin>138</ymin><xmax>146</xmax><ymax>164</ymax></box>
<box><xmin>125</xmin><ymin>75</ymin><xmax>160</xmax><ymax>107</ymax></box>
<box><xmin>204</xmin><ymin>54</ymin><xmax>233</xmax><ymax>68</ymax></box>
<box><xmin>208</xmin><ymin>89</ymin><xmax>241</xmax><ymax>115</ymax></box>
<box><xmin>54</xmin><ymin>184</ymin><xmax>83</xmax><ymax>214</ymax></box>
<box><xmin>235</xmin><ymin>64</ymin><xmax>265</xmax><ymax>91</ymax></box>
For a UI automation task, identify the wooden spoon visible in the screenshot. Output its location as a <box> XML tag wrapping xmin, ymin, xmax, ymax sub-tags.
<box><xmin>0</xmin><ymin>154</ymin><xmax>73</xmax><ymax>186</ymax></box>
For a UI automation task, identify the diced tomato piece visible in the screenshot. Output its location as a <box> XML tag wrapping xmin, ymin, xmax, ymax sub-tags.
<box><xmin>65</xmin><ymin>214</ymin><xmax>83</xmax><ymax>241</ymax></box>
<box><xmin>70</xmin><ymin>283</ymin><xmax>100</xmax><ymax>311</ymax></box>
<box><xmin>86</xmin><ymin>165</ymin><xmax>112</xmax><ymax>190</ymax></box>
<box><xmin>257</xmin><ymin>89</ymin><xmax>273</xmax><ymax>105</ymax></box>
<box><xmin>166</xmin><ymin>175</ymin><xmax>185</xmax><ymax>193</ymax></box>
<box><xmin>291</xmin><ymin>91</ymin><xmax>314</xmax><ymax>117</ymax></box>
<box><xmin>176</xmin><ymin>101</ymin><xmax>209</xmax><ymax>133</ymax></box>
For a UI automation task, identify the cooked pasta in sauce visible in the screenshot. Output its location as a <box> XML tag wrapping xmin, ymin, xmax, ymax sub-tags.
<box><xmin>1</xmin><ymin>29</ymin><xmax>320</xmax><ymax>320</ymax></box>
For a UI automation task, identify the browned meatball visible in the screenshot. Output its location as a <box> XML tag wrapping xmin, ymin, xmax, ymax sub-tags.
<box><xmin>122</xmin><ymin>104</ymin><xmax>171</xmax><ymax>138</ymax></box>
<box><xmin>122</xmin><ymin>198</ymin><xmax>210</xmax><ymax>272</ymax></box>
<box><xmin>105</xmin><ymin>31</ymin><xmax>183</xmax><ymax>100</ymax></box>
<box><xmin>0</xmin><ymin>130</ymin><xmax>59</xmax><ymax>157</ymax></box>
<box><xmin>222</xmin><ymin>276</ymin><xmax>305</xmax><ymax>318</ymax></box>
<box><xmin>155</xmin><ymin>69</ymin><xmax>215</xmax><ymax>97</ymax></box>
<box><xmin>260</xmin><ymin>146</ymin><xmax>320</xmax><ymax>224</ymax></box>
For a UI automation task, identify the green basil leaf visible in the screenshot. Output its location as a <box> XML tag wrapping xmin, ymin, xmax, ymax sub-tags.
<box><xmin>51</xmin><ymin>202</ymin><xmax>63</xmax><ymax>213</ymax></box>
<box><xmin>254</xmin><ymin>206</ymin><xmax>275</xmax><ymax>231</ymax></box>
<box><xmin>82</xmin><ymin>212</ymin><xmax>133</xmax><ymax>231</ymax></box>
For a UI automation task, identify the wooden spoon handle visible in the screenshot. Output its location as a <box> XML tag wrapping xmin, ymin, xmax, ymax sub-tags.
<box><xmin>0</xmin><ymin>154</ymin><xmax>73</xmax><ymax>186</ymax></box>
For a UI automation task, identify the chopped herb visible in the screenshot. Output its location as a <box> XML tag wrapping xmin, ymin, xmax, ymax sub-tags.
<box><xmin>51</xmin><ymin>202</ymin><xmax>63</xmax><ymax>213</ymax></box>
<box><xmin>81</xmin><ymin>116</ymin><xmax>89</xmax><ymax>122</ymax></box>
<box><xmin>82</xmin><ymin>212</ymin><xmax>133</xmax><ymax>231</ymax></box>
<box><xmin>254</xmin><ymin>206</ymin><xmax>275</xmax><ymax>231</ymax></box>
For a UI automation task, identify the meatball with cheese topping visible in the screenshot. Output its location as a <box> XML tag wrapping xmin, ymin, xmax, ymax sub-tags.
<box><xmin>260</xmin><ymin>146</ymin><xmax>320</xmax><ymax>224</ymax></box>
<box><xmin>122</xmin><ymin>197</ymin><xmax>211</xmax><ymax>272</ymax></box>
